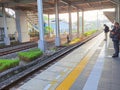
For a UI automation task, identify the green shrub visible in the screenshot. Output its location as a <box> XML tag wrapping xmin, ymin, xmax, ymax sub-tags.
<box><xmin>45</xmin><ymin>26</ymin><xmax>54</xmax><ymax>34</ymax></box>
<box><xmin>84</xmin><ymin>30</ymin><xmax>97</xmax><ymax>36</ymax></box>
<box><xmin>18</xmin><ymin>48</ymin><xmax>43</xmax><ymax>61</ymax></box>
<box><xmin>0</xmin><ymin>59</ymin><xmax>19</xmax><ymax>72</ymax></box>
<box><xmin>69</xmin><ymin>38</ymin><xmax>81</xmax><ymax>45</ymax></box>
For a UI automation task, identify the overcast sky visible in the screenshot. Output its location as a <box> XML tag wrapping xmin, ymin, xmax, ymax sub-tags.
<box><xmin>50</xmin><ymin>8</ymin><xmax>115</xmax><ymax>23</ymax></box>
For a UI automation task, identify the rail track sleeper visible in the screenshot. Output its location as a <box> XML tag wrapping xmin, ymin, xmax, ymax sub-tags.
<box><xmin>0</xmin><ymin>43</ymin><xmax>37</xmax><ymax>53</ymax></box>
<box><xmin>0</xmin><ymin>44</ymin><xmax>37</xmax><ymax>56</ymax></box>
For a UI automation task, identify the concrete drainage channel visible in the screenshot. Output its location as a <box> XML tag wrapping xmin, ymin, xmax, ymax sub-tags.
<box><xmin>0</xmin><ymin>31</ymin><xmax>102</xmax><ymax>90</ymax></box>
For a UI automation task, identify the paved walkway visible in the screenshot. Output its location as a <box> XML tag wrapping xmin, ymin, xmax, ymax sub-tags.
<box><xmin>14</xmin><ymin>33</ymin><xmax>120</xmax><ymax>90</ymax></box>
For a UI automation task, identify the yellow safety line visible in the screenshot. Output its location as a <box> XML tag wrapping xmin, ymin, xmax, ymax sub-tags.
<box><xmin>56</xmin><ymin>47</ymin><xmax>96</xmax><ymax>90</ymax></box>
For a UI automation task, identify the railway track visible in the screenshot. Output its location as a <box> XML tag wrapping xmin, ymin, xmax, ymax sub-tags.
<box><xmin>0</xmin><ymin>36</ymin><xmax>67</xmax><ymax>56</ymax></box>
<box><xmin>0</xmin><ymin>31</ymin><xmax>102</xmax><ymax>90</ymax></box>
<box><xmin>0</xmin><ymin>33</ymin><xmax>77</xmax><ymax>57</ymax></box>
<box><xmin>0</xmin><ymin>43</ymin><xmax>38</xmax><ymax>56</ymax></box>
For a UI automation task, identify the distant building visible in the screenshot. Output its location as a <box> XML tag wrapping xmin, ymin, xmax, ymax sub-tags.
<box><xmin>0</xmin><ymin>10</ymin><xmax>16</xmax><ymax>43</ymax></box>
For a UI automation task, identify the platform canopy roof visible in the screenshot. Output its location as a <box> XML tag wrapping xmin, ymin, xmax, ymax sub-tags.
<box><xmin>0</xmin><ymin>0</ymin><xmax>118</xmax><ymax>14</ymax></box>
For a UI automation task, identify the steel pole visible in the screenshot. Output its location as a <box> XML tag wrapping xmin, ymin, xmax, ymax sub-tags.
<box><xmin>82</xmin><ymin>11</ymin><xmax>84</xmax><ymax>35</ymax></box>
<box><xmin>68</xmin><ymin>5</ymin><xmax>72</xmax><ymax>40</ymax></box>
<box><xmin>37</xmin><ymin>0</ymin><xmax>45</xmax><ymax>52</ymax></box>
<box><xmin>77</xmin><ymin>10</ymin><xmax>80</xmax><ymax>37</ymax></box>
<box><xmin>55</xmin><ymin>0</ymin><xmax>61</xmax><ymax>46</ymax></box>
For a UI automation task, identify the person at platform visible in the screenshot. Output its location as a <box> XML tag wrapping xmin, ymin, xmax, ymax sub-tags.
<box><xmin>103</xmin><ymin>24</ymin><xmax>109</xmax><ymax>41</ymax></box>
<box><xmin>67</xmin><ymin>35</ymin><xmax>70</xmax><ymax>43</ymax></box>
<box><xmin>110</xmin><ymin>22</ymin><xmax>120</xmax><ymax>58</ymax></box>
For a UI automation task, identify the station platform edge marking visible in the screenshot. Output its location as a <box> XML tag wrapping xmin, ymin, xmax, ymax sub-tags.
<box><xmin>83</xmin><ymin>44</ymin><xmax>106</xmax><ymax>90</ymax></box>
<box><xmin>56</xmin><ymin>42</ymin><xmax>100</xmax><ymax>90</ymax></box>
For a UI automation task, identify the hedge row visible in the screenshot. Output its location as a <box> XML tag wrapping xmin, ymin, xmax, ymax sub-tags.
<box><xmin>69</xmin><ymin>38</ymin><xmax>81</xmax><ymax>45</ymax></box>
<box><xmin>84</xmin><ymin>30</ymin><xmax>97</xmax><ymax>36</ymax></box>
<box><xmin>0</xmin><ymin>59</ymin><xmax>19</xmax><ymax>72</ymax></box>
<box><xmin>0</xmin><ymin>48</ymin><xmax>43</xmax><ymax>72</ymax></box>
<box><xmin>68</xmin><ymin>30</ymin><xmax>97</xmax><ymax>45</ymax></box>
<box><xmin>18</xmin><ymin>48</ymin><xmax>43</xmax><ymax>62</ymax></box>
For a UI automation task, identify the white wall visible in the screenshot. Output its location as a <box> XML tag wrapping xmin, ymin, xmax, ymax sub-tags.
<box><xmin>15</xmin><ymin>10</ymin><xmax>30</xmax><ymax>42</ymax></box>
<box><xmin>7</xmin><ymin>17</ymin><xmax>16</xmax><ymax>34</ymax></box>
<box><xmin>0</xmin><ymin>17</ymin><xmax>16</xmax><ymax>34</ymax></box>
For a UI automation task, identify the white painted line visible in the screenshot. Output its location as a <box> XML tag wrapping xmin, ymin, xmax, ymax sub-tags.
<box><xmin>106</xmin><ymin>55</ymin><xmax>112</xmax><ymax>58</ymax></box>
<box><xmin>109</xmin><ymin>48</ymin><xmax>114</xmax><ymax>50</ymax></box>
<box><xmin>16</xmin><ymin>88</ymin><xmax>26</xmax><ymax>90</ymax></box>
<box><xmin>83</xmin><ymin>44</ymin><xmax>105</xmax><ymax>90</ymax></box>
<box><xmin>44</xmin><ymin>84</ymin><xmax>51</xmax><ymax>90</ymax></box>
<box><xmin>56</xmin><ymin>75</ymin><xmax>61</xmax><ymax>79</ymax></box>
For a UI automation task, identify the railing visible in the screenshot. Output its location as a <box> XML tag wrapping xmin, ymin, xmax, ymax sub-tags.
<box><xmin>0</xmin><ymin>35</ymin><xmax>4</xmax><ymax>41</ymax></box>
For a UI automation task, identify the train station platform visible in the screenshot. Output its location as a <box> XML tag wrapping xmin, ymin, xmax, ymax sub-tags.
<box><xmin>15</xmin><ymin>32</ymin><xmax>120</xmax><ymax>90</ymax></box>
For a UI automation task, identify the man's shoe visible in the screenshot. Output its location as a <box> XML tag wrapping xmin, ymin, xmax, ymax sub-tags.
<box><xmin>112</xmin><ymin>55</ymin><xmax>118</xmax><ymax>58</ymax></box>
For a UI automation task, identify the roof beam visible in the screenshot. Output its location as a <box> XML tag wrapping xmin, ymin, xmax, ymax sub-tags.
<box><xmin>0</xmin><ymin>0</ymin><xmax>37</xmax><ymax>7</ymax></box>
<box><xmin>71</xmin><ymin>0</ymin><xmax>110</xmax><ymax>5</ymax></box>
<box><xmin>110</xmin><ymin>0</ymin><xmax>120</xmax><ymax>4</ymax></box>
<box><xmin>45</xmin><ymin>0</ymin><xmax>114</xmax><ymax>10</ymax></box>
<box><xmin>12</xmin><ymin>0</ymin><xmax>36</xmax><ymax>3</ymax></box>
<box><xmin>61</xmin><ymin>0</ymin><xmax>83</xmax><ymax>11</ymax></box>
<box><xmin>87</xmin><ymin>3</ymin><xmax>92</xmax><ymax>8</ymax></box>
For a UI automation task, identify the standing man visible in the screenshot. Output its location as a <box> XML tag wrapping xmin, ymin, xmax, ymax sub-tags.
<box><xmin>111</xmin><ymin>22</ymin><xmax>120</xmax><ymax>58</ymax></box>
<box><xmin>103</xmin><ymin>24</ymin><xmax>109</xmax><ymax>41</ymax></box>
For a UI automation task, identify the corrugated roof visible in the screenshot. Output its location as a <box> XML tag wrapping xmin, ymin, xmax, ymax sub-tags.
<box><xmin>0</xmin><ymin>0</ymin><xmax>117</xmax><ymax>14</ymax></box>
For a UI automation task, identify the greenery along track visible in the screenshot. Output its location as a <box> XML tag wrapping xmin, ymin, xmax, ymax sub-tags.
<box><xmin>0</xmin><ymin>59</ymin><xmax>19</xmax><ymax>72</ymax></box>
<box><xmin>0</xmin><ymin>31</ymin><xmax>102</xmax><ymax>90</ymax></box>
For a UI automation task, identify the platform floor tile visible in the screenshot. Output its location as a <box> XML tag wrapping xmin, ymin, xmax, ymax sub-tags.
<box><xmin>34</xmin><ymin>71</ymin><xmax>61</xmax><ymax>81</ymax></box>
<box><xmin>18</xmin><ymin>78</ymin><xmax>50</xmax><ymax>90</ymax></box>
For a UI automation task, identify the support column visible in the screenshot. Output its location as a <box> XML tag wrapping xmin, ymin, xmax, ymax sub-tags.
<box><xmin>82</xmin><ymin>11</ymin><xmax>84</xmax><ymax>35</ymax></box>
<box><xmin>2</xmin><ymin>6</ymin><xmax>10</xmax><ymax>45</ymax></box>
<box><xmin>55</xmin><ymin>0</ymin><xmax>61</xmax><ymax>46</ymax></box>
<box><xmin>115</xmin><ymin>7</ymin><xmax>118</xmax><ymax>22</ymax></box>
<box><xmin>48</xmin><ymin>14</ymin><xmax>50</xmax><ymax>26</ymax></box>
<box><xmin>37</xmin><ymin>0</ymin><xmax>45</xmax><ymax>51</ymax></box>
<box><xmin>97</xmin><ymin>11</ymin><xmax>99</xmax><ymax>30</ymax></box>
<box><xmin>77</xmin><ymin>10</ymin><xmax>80</xmax><ymax>38</ymax></box>
<box><xmin>15</xmin><ymin>10</ymin><xmax>30</xmax><ymax>43</ymax></box>
<box><xmin>48</xmin><ymin>14</ymin><xmax>51</xmax><ymax>37</ymax></box>
<box><xmin>68</xmin><ymin>5</ymin><xmax>72</xmax><ymax>40</ymax></box>
<box><xmin>116</xmin><ymin>4</ymin><xmax>120</xmax><ymax>23</ymax></box>
<box><xmin>118</xmin><ymin>4</ymin><xmax>120</xmax><ymax>23</ymax></box>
